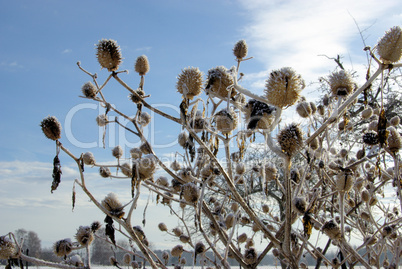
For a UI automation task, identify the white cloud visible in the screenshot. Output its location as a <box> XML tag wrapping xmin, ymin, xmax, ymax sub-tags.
<box><xmin>62</xmin><ymin>48</ymin><xmax>72</xmax><ymax>54</ymax></box>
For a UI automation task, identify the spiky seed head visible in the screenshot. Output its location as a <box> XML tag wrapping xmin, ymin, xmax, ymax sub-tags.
<box><xmin>176</xmin><ymin>67</ymin><xmax>204</xmax><ymax>100</ymax></box>
<box><xmin>261</xmin><ymin>163</ymin><xmax>278</xmax><ymax>182</ymax></box>
<box><xmin>178</xmin><ymin>132</ymin><xmax>189</xmax><ymax>148</ymax></box>
<box><xmin>130</xmin><ymin>147</ymin><xmax>142</xmax><ymax>159</ymax></box>
<box><xmin>328</xmin><ymin>70</ymin><xmax>355</xmax><ymax>97</ymax></box>
<box><xmin>181</xmin><ymin>182</ymin><xmax>200</xmax><ymax>204</ymax></box>
<box><xmin>237</xmin><ymin>233</ymin><xmax>248</xmax><ymax>243</ymax></box>
<box><xmin>244</xmin><ymin>248</ymin><xmax>257</xmax><ymax>264</ymax></box>
<box><xmin>387</xmin><ymin>126</ymin><xmax>402</xmax><ymax>153</ymax></box>
<box><xmin>81</xmin><ymin>82</ymin><xmax>97</xmax><ymax>98</ymax></box>
<box><xmin>91</xmin><ymin>221</ymin><xmax>101</xmax><ymax>232</ymax></box>
<box><xmin>178</xmin><ymin>235</ymin><xmax>190</xmax><ymax>244</ymax></box>
<box><xmin>129</xmin><ymin>88</ymin><xmax>145</xmax><ymax>104</ymax></box>
<box><xmin>243</xmin><ymin>99</ymin><xmax>276</xmax><ymax>130</ymax></box>
<box><xmin>139</xmin><ymin>142</ymin><xmax>152</xmax><ymax>154</ymax></box>
<box><xmin>96</xmin><ymin>39</ymin><xmax>122</xmax><ymax>71</ymax></box>
<box><xmin>171</xmin><ymin>245</ymin><xmax>184</xmax><ymax>257</ymax></box>
<box><xmin>96</xmin><ymin>114</ymin><xmax>108</xmax><ymax>127</ymax></box>
<box><xmin>123</xmin><ymin>253</ymin><xmax>132</xmax><ymax>265</ymax></box>
<box><xmin>138</xmin><ymin>112</ymin><xmax>151</xmax><ymax>127</ymax></box>
<box><xmin>75</xmin><ymin>226</ymin><xmax>94</xmax><ymax>246</ymax></box>
<box><xmin>363</xmin><ymin>131</ymin><xmax>379</xmax><ymax>146</ymax></box>
<box><xmin>161</xmin><ymin>191</ymin><xmax>173</xmax><ymax>205</ymax></box>
<box><xmin>206</xmin><ymin>66</ymin><xmax>236</xmax><ymax>99</ymax></box>
<box><xmin>170</xmin><ymin>160</ymin><xmax>181</xmax><ymax>171</ymax></box>
<box><xmin>0</xmin><ymin>236</ymin><xmax>16</xmax><ymax>259</ymax></box>
<box><xmin>235</xmin><ymin>162</ymin><xmax>246</xmax><ymax>175</ymax></box>
<box><xmin>102</xmin><ymin>192</ymin><xmax>124</xmax><ymax>218</ymax></box>
<box><xmin>376</xmin><ymin>26</ymin><xmax>402</xmax><ymax>63</ymax></box>
<box><xmin>83</xmin><ymin>152</ymin><xmax>96</xmax><ymax>165</ymax></box>
<box><xmin>214</xmin><ymin>108</ymin><xmax>238</xmax><ymax>135</ymax></box>
<box><xmin>137</xmin><ymin>154</ymin><xmax>157</xmax><ymax>180</ymax></box>
<box><xmin>53</xmin><ymin>238</ymin><xmax>73</xmax><ymax>257</ymax></box>
<box><xmin>336</xmin><ymin>170</ymin><xmax>355</xmax><ymax>192</ymax></box>
<box><xmin>390</xmin><ymin>115</ymin><xmax>400</xmax><ymax>126</ymax></box>
<box><xmin>264</xmin><ymin>67</ymin><xmax>305</xmax><ymax>108</ymax></box>
<box><xmin>41</xmin><ymin>116</ymin><xmax>62</xmax><ymax>140</ymax></box>
<box><xmin>112</xmin><ymin>145</ymin><xmax>123</xmax><ymax>159</ymax></box>
<box><xmin>277</xmin><ymin>123</ymin><xmax>303</xmax><ymax>156</ymax></box>
<box><xmin>233</xmin><ymin>39</ymin><xmax>248</xmax><ymax>59</ymax></box>
<box><xmin>293</xmin><ymin>197</ymin><xmax>307</xmax><ymax>214</ymax></box>
<box><xmin>321</xmin><ymin>220</ymin><xmax>341</xmax><ymax>240</ymax></box>
<box><xmin>120</xmin><ymin>162</ymin><xmax>132</xmax><ymax>177</ymax></box>
<box><xmin>296</xmin><ymin>101</ymin><xmax>312</xmax><ymax>118</ymax></box>
<box><xmin>134</xmin><ymin>55</ymin><xmax>150</xmax><ymax>75</ymax></box>
<box><xmin>99</xmin><ymin>166</ymin><xmax>111</xmax><ymax>178</ymax></box>
<box><xmin>172</xmin><ymin>227</ymin><xmax>183</xmax><ymax>237</ymax></box>
<box><xmin>361</xmin><ymin>107</ymin><xmax>373</xmax><ymax>119</ymax></box>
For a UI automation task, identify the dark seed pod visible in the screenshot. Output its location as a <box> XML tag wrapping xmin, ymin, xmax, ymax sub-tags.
<box><xmin>363</xmin><ymin>131</ymin><xmax>379</xmax><ymax>145</ymax></box>
<box><xmin>41</xmin><ymin>116</ymin><xmax>62</xmax><ymax>141</ymax></box>
<box><xmin>96</xmin><ymin>39</ymin><xmax>122</xmax><ymax>71</ymax></box>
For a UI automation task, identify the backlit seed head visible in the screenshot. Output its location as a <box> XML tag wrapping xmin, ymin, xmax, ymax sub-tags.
<box><xmin>96</xmin><ymin>114</ymin><xmax>108</xmax><ymax>127</ymax></box>
<box><xmin>53</xmin><ymin>238</ymin><xmax>72</xmax><ymax>257</ymax></box>
<box><xmin>134</xmin><ymin>55</ymin><xmax>150</xmax><ymax>75</ymax></box>
<box><xmin>75</xmin><ymin>226</ymin><xmax>94</xmax><ymax>246</ymax></box>
<box><xmin>112</xmin><ymin>145</ymin><xmax>123</xmax><ymax>159</ymax></box>
<box><xmin>121</xmin><ymin>162</ymin><xmax>132</xmax><ymax>177</ymax></box>
<box><xmin>171</xmin><ymin>245</ymin><xmax>184</xmax><ymax>257</ymax></box>
<box><xmin>277</xmin><ymin>123</ymin><xmax>303</xmax><ymax>156</ymax></box>
<box><xmin>206</xmin><ymin>66</ymin><xmax>236</xmax><ymax>99</ymax></box>
<box><xmin>178</xmin><ymin>132</ymin><xmax>189</xmax><ymax>148</ymax></box>
<box><xmin>233</xmin><ymin>39</ymin><xmax>248</xmax><ymax>59</ymax></box>
<box><xmin>195</xmin><ymin>242</ymin><xmax>206</xmax><ymax>255</ymax></box>
<box><xmin>179</xmin><ymin>235</ymin><xmax>190</xmax><ymax>244</ymax></box>
<box><xmin>129</xmin><ymin>88</ymin><xmax>145</xmax><ymax>104</ymax></box>
<box><xmin>181</xmin><ymin>182</ymin><xmax>200</xmax><ymax>204</ymax></box>
<box><xmin>102</xmin><ymin>192</ymin><xmax>124</xmax><ymax>218</ymax></box>
<box><xmin>328</xmin><ymin>70</ymin><xmax>355</xmax><ymax>97</ymax></box>
<box><xmin>317</xmin><ymin>104</ymin><xmax>325</xmax><ymax>116</ymax></box>
<box><xmin>296</xmin><ymin>101</ymin><xmax>312</xmax><ymax>118</ymax></box>
<box><xmin>387</xmin><ymin>126</ymin><xmax>402</xmax><ymax>153</ymax></box>
<box><xmin>244</xmin><ymin>248</ymin><xmax>257</xmax><ymax>264</ymax></box>
<box><xmin>83</xmin><ymin>152</ymin><xmax>96</xmax><ymax>165</ymax></box>
<box><xmin>0</xmin><ymin>236</ymin><xmax>16</xmax><ymax>259</ymax></box>
<box><xmin>376</xmin><ymin>26</ymin><xmax>402</xmax><ymax>63</ymax></box>
<box><xmin>91</xmin><ymin>221</ymin><xmax>101</xmax><ymax>233</ymax></box>
<box><xmin>265</xmin><ymin>67</ymin><xmax>305</xmax><ymax>108</ymax></box>
<box><xmin>214</xmin><ymin>108</ymin><xmax>238</xmax><ymax>135</ymax></box>
<box><xmin>96</xmin><ymin>39</ymin><xmax>122</xmax><ymax>71</ymax></box>
<box><xmin>321</xmin><ymin>220</ymin><xmax>341</xmax><ymax>240</ymax></box>
<box><xmin>170</xmin><ymin>160</ymin><xmax>181</xmax><ymax>171</ymax></box>
<box><xmin>41</xmin><ymin>116</ymin><xmax>62</xmax><ymax>141</ymax></box>
<box><xmin>176</xmin><ymin>67</ymin><xmax>204</xmax><ymax>100</ymax></box>
<box><xmin>363</xmin><ymin>131</ymin><xmax>379</xmax><ymax>146</ymax></box>
<box><xmin>99</xmin><ymin>166</ymin><xmax>111</xmax><ymax>178</ymax></box>
<box><xmin>81</xmin><ymin>82</ymin><xmax>97</xmax><ymax>98</ymax></box>
<box><xmin>137</xmin><ymin>154</ymin><xmax>157</xmax><ymax>180</ymax></box>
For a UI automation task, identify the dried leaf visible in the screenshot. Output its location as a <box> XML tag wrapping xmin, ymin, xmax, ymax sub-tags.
<box><xmin>51</xmin><ymin>155</ymin><xmax>62</xmax><ymax>193</ymax></box>
<box><xmin>104</xmin><ymin>215</ymin><xmax>116</xmax><ymax>245</ymax></box>
<box><xmin>179</xmin><ymin>100</ymin><xmax>188</xmax><ymax>125</ymax></box>
<box><xmin>378</xmin><ymin>108</ymin><xmax>389</xmax><ymax>147</ymax></box>
<box><xmin>131</xmin><ymin>162</ymin><xmax>138</xmax><ymax>198</ymax></box>
<box><xmin>302</xmin><ymin>212</ymin><xmax>313</xmax><ymax>239</ymax></box>
<box><xmin>72</xmin><ymin>184</ymin><xmax>76</xmax><ymax>211</ymax></box>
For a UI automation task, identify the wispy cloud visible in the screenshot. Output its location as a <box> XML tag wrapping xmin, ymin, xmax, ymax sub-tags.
<box><xmin>62</xmin><ymin>48</ymin><xmax>72</xmax><ymax>54</ymax></box>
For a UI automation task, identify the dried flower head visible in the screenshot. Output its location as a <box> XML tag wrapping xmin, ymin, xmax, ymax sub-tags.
<box><xmin>172</xmin><ymin>227</ymin><xmax>183</xmax><ymax>237</ymax></box>
<box><xmin>214</xmin><ymin>108</ymin><xmax>238</xmax><ymax>135</ymax></box>
<box><xmin>121</xmin><ymin>162</ymin><xmax>132</xmax><ymax>177</ymax></box>
<box><xmin>101</xmin><ymin>192</ymin><xmax>124</xmax><ymax>218</ymax></box>
<box><xmin>181</xmin><ymin>182</ymin><xmax>200</xmax><ymax>204</ymax></box>
<box><xmin>133</xmin><ymin>226</ymin><xmax>145</xmax><ymax>241</ymax></box>
<box><xmin>139</xmin><ymin>142</ymin><xmax>152</xmax><ymax>154</ymax></box>
<box><xmin>179</xmin><ymin>235</ymin><xmax>190</xmax><ymax>244</ymax></box>
<box><xmin>233</xmin><ymin>39</ymin><xmax>248</xmax><ymax>59</ymax></box>
<box><xmin>176</xmin><ymin>67</ymin><xmax>204</xmax><ymax>100</ymax></box>
<box><xmin>139</xmin><ymin>112</ymin><xmax>151</xmax><ymax>127</ymax></box>
<box><xmin>41</xmin><ymin>116</ymin><xmax>62</xmax><ymax>141</ymax></box>
<box><xmin>75</xmin><ymin>226</ymin><xmax>94</xmax><ymax>246</ymax></box>
<box><xmin>206</xmin><ymin>66</ymin><xmax>236</xmax><ymax>99</ymax></box>
<box><xmin>361</xmin><ymin>107</ymin><xmax>373</xmax><ymax>119</ymax></box>
<box><xmin>0</xmin><ymin>236</ymin><xmax>16</xmax><ymax>259</ymax></box>
<box><xmin>112</xmin><ymin>145</ymin><xmax>123</xmax><ymax>159</ymax></box>
<box><xmin>123</xmin><ymin>253</ymin><xmax>132</xmax><ymax>265</ymax></box>
<box><xmin>264</xmin><ymin>67</ymin><xmax>305</xmax><ymax>108</ymax></box>
<box><xmin>171</xmin><ymin>245</ymin><xmax>184</xmax><ymax>257</ymax></box>
<box><xmin>134</xmin><ymin>55</ymin><xmax>150</xmax><ymax>75</ymax></box>
<box><xmin>178</xmin><ymin>132</ymin><xmax>189</xmax><ymax>148</ymax></box>
<box><xmin>137</xmin><ymin>154</ymin><xmax>157</xmax><ymax>180</ymax></box>
<box><xmin>243</xmin><ymin>99</ymin><xmax>276</xmax><ymax>130</ymax></box>
<box><xmin>129</xmin><ymin>88</ymin><xmax>145</xmax><ymax>104</ymax></box>
<box><xmin>328</xmin><ymin>70</ymin><xmax>355</xmax><ymax>97</ymax></box>
<box><xmin>376</xmin><ymin>26</ymin><xmax>402</xmax><ymax>63</ymax></box>
<box><xmin>91</xmin><ymin>221</ymin><xmax>101</xmax><ymax>232</ymax></box>
<box><xmin>390</xmin><ymin>115</ymin><xmax>400</xmax><ymax>126</ymax></box>
<box><xmin>81</xmin><ymin>82</ymin><xmax>97</xmax><ymax>98</ymax></box>
<box><xmin>244</xmin><ymin>248</ymin><xmax>257</xmax><ymax>264</ymax></box>
<box><xmin>53</xmin><ymin>238</ymin><xmax>73</xmax><ymax>257</ymax></box>
<box><xmin>99</xmin><ymin>166</ymin><xmax>111</xmax><ymax>178</ymax></box>
<box><xmin>293</xmin><ymin>197</ymin><xmax>307</xmax><ymax>214</ymax></box>
<box><xmin>96</xmin><ymin>114</ymin><xmax>108</xmax><ymax>127</ymax></box>
<box><xmin>225</xmin><ymin>213</ymin><xmax>235</xmax><ymax>229</ymax></box>
<box><xmin>296</xmin><ymin>101</ymin><xmax>312</xmax><ymax>118</ymax></box>
<box><xmin>277</xmin><ymin>123</ymin><xmax>303</xmax><ymax>156</ymax></box>
<box><xmin>194</xmin><ymin>242</ymin><xmax>205</xmax><ymax>255</ymax></box>
<box><xmin>237</xmin><ymin>233</ymin><xmax>248</xmax><ymax>243</ymax></box>
<box><xmin>321</xmin><ymin>220</ymin><xmax>341</xmax><ymax>240</ymax></box>
<box><xmin>235</xmin><ymin>162</ymin><xmax>246</xmax><ymax>175</ymax></box>
<box><xmin>66</xmin><ymin>255</ymin><xmax>84</xmax><ymax>267</ymax></box>
<box><xmin>83</xmin><ymin>152</ymin><xmax>96</xmax><ymax>165</ymax></box>
<box><xmin>336</xmin><ymin>170</ymin><xmax>355</xmax><ymax>192</ymax></box>
<box><xmin>387</xmin><ymin>126</ymin><xmax>402</xmax><ymax>153</ymax></box>
<box><xmin>363</xmin><ymin>131</ymin><xmax>379</xmax><ymax>146</ymax></box>
<box><xmin>156</xmin><ymin>176</ymin><xmax>169</xmax><ymax>187</ymax></box>
<box><xmin>96</xmin><ymin>39</ymin><xmax>122</xmax><ymax>71</ymax></box>
<box><xmin>158</xmin><ymin>222</ymin><xmax>168</xmax><ymax>232</ymax></box>
<box><xmin>170</xmin><ymin>160</ymin><xmax>181</xmax><ymax>171</ymax></box>
<box><xmin>261</xmin><ymin>163</ymin><xmax>278</xmax><ymax>182</ymax></box>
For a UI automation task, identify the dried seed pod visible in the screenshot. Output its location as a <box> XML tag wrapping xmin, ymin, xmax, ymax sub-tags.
<box><xmin>293</xmin><ymin>197</ymin><xmax>307</xmax><ymax>214</ymax></box>
<box><xmin>236</xmin><ymin>162</ymin><xmax>246</xmax><ymax>175</ymax></box>
<box><xmin>156</xmin><ymin>176</ymin><xmax>169</xmax><ymax>187</ymax></box>
<box><xmin>364</xmin><ymin>236</ymin><xmax>377</xmax><ymax>245</ymax></box>
<box><xmin>240</xmin><ymin>216</ymin><xmax>251</xmax><ymax>225</ymax></box>
<box><xmin>277</xmin><ymin>123</ymin><xmax>303</xmax><ymax>156</ymax></box>
<box><xmin>265</xmin><ymin>67</ymin><xmax>305</xmax><ymax>108</ymax></box>
<box><xmin>131</xmin><ymin>260</ymin><xmax>139</xmax><ymax>269</ymax></box>
<box><xmin>252</xmin><ymin>222</ymin><xmax>260</xmax><ymax>232</ymax></box>
<box><xmin>262</xmin><ymin>204</ymin><xmax>270</xmax><ymax>213</ymax></box>
<box><xmin>81</xmin><ymin>82</ymin><xmax>97</xmax><ymax>98</ymax></box>
<box><xmin>137</xmin><ymin>154</ymin><xmax>157</xmax><ymax>180</ymax></box>
<box><xmin>0</xmin><ymin>236</ymin><xmax>17</xmax><ymax>259</ymax></box>
<box><xmin>214</xmin><ymin>108</ymin><xmax>238</xmax><ymax>135</ymax></box>
<box><xmin>170</xmin><ymin>160</ymin><xmax>181</xmax><ymax>171</ymax></box>
<box><xmin>321</xmin><ymin>220</ymin><xmax>341</xmax><ymax>240</ymax></box>
<box><xmin>91</xmin><ymin>221</ymin><xmax>101</xmax><ymax>233</ymax></box>
<box><xmin>66</xmin><ymin>255</ymin><xmax>84</xmax><ymax>267</ymax></box>
<box><xmin>176</xmin><ymin>67</ymin><xmax>204</xmax><ymax>100</ymax></box>
<box><xmin>363</xmin><ymin>131</ymin><xmax>379</xmax><ymax>145</ymax></box>
<box><xmin>75</xmin><ymin>226</ymin><xmax>94</xmax><ymax>246</ymax></box>
<box><xmin>178</xmin><ymin>132</ymin><xmax>189</xmax><ymax>148</ymax></box>
<box><xmin>243</xmin><ymin>99</ymin><xmax>276</xmax><ymax>130</ymax></box>
<box><xmin>310</xmin><ymin>102</ymin><xmax>317</xmax><ymax>114</ymax></box>
<box><xmin>339</xmin><ymin>148</ymin><xmax>348</xmax><ymax>158</ymax></box>
<box><xmin>328</xmin><ymin>70</ymin><xmax>355</xmax><ymax>97</ymax></box>
<box><xmin>205</xmin><ymin>66</ymin><xmax>236</xmax><ymax>99</ymax></box>
<box><xmin>41</xmin><ymin>116</ymin><xmax>62</xmax><ymax>141</ymax></box>
<box><xmin>290</xmin><ymin>168</ymin><xmax>300</xmax><ymax>183</ymax></box>
<box><xmin>171</xmin><ymin>245</ymin><xmax>184</xmax><ymax>257</ymax></box>
<box><xmin>161</xmin><ymin>192</ymin><xmax>173</xmax><ymax>205</ymax></box>
<box><xmin>387</xmin><ymin>126</ymin><xmax>402</xmax><ymax>153</ymax></box>
<box><xmin>181</xmin><ymin>182</ymin><xmax>200</xmax><ymax>204</ymax></box>
<box><xmin>102</xmin><ymin>192</ymin><xmax>124</xmax><ymax>218</ymax></box>
<box><xmin>231</xmin><ymin>202</ymin><xmax>239</xmax><ymax>212</ymax></box>
<box><xmin>96</xmin><ymin>39</ymin><xmax>122</xmax><ymax>71</ymax></box>
<box><xmin>179</xmin><ymin>235</ymin><xmax>190</xmax><ymax>244</ymax></box>
<box><xmin>99</xmin><ymin>166</ymin><xmax>111</xmax><ymax>178</ymax></box>
<box><xmin>244</xmin><ymin>248</ymin><xmax>257</xmax><ymax>264</ymax></box>
<box><xmin>129</xmin><ymin>88</ymin><xmax>145</xmax><ymax>104</ymax></box>
<box><xmin>83</xmin><ymin>152</ymin><xmax>96</xmax><ymax>165</ymax></box>
<box><xmin>158</xmin><ymin>222</ymin><xmax>168</xmax><ymax>232</ymax></box>
<box><xmin>138</xmin><ymin>112</ymin><xmax>151</xmax><ymax>127</ymax></box>
<box><xmin>336</xmin><ymin>170</ymin><xmax>355</xmax><ymax>192</ymax></box>
<box><xmin>309</xmin><ymin>137</ymin><xmax>319</xmax><ymax>150</ymax></box>
<box><xmin>123</xmin><ymin>253</ymin><xmax>132</xmax><ymax>265</ymax></box>
<box><xmin>112</xmin><ymin>145</ymin><xmax>123</xmax><ymax>159</ymax></box>
<box><xmin>233</xmin><ymin>39</ymin><xmax>248</xmax><ymax>59</ymax></box>
<box><xmin>376</xmin><ymin>26</ymin><xmax>402</xmax><ymax>63</ymax></box>
<box><xmin>261</xmin><ymin>163</ymin><xmax>278</xmax><ymax>182</ymax></box>
<box><xmin>53</xmin><ymin>238</ymin><xmax>73</xmax><ymax>257</ymax></box>
<box><xmin>389</xmin><ymin>115</ymin><xmax>400</xmax><ymax>126</ymax></box>
<box><xmin>133</xmin><ymin>226</ymin><xmax>145</xmax><ymax>241</ymax></box>
<box><xmin>121</xmin><ymin>162</ymin><xmax>132</xmax><ymax>177</ymax></box>
<box><xmin>317</xmin><ymin>104</ymin><xmax>325</xmax><ymax>116</ymax></box>
<box><xmin>369</xmin><ymin>196</ymin><xmax>378</xmax><ymax>206</ymax></box>
<box><xmin>245</xmin><ymin>238</ymin><xmax>254</xmax><ymax>249</ymax></box>
<box><xmin>236</xmin><ymin>233</ymin><xmax>247</xmax><ymax>244</ymax></box>
<box><xmin>134</xmin><ymin>55</ymin><xmax>150</xmax><ymax>75</ymax></box>
<box><xmin>96</xmin><ymin>114</ymin><xmax>108</xmax><ymax>127</ymax></box>
<box><xmin>296</xmin><ymin>101</ymin><xmax>312</xmax><ymax>118</ymax></box>
<box><xmin>360</xmin><ymin>211</ymin><xmax>371</xmax><ymax>221</ymax></box>
<box><xmin>272</xmin><ymin>248</ymin><xmax>280</xmax><ymax>257</ymax></box>
<box><xmin>361</xmin><ymin>107</ymin><xmax>373</xmax><ymax>119</ymax></box>
<box><xmin>173</xmin><ymin>227</ymin><xmax>183</xmax><ymax>237</ymax></box>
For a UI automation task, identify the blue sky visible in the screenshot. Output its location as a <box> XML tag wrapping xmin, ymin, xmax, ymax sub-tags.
<box><xmin>0</xmin><ymin>0</ymin><xmax>401</xmax><ymax>250</ymax></box>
